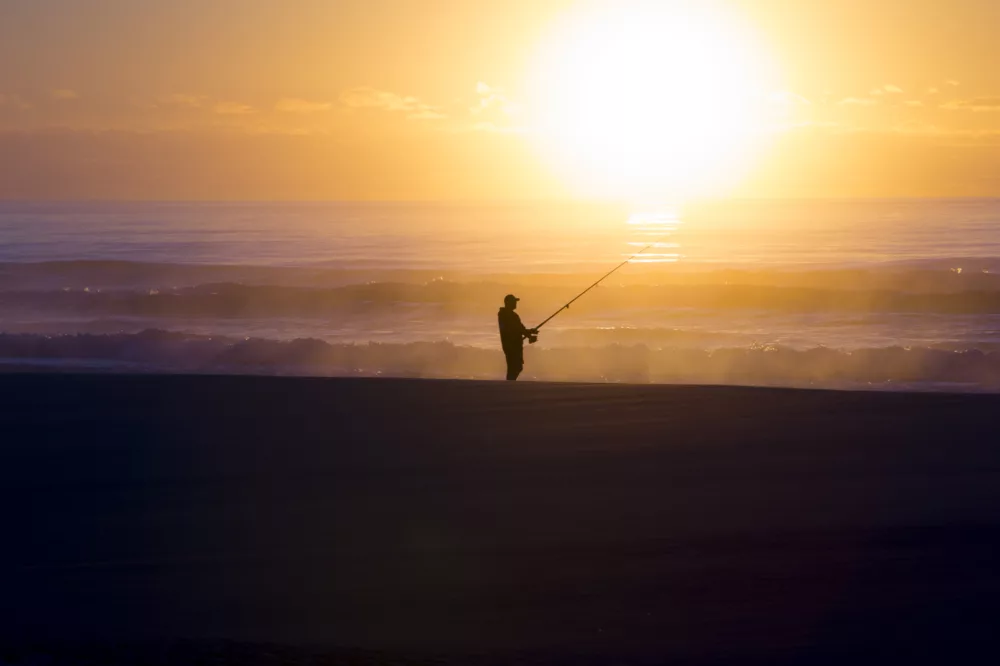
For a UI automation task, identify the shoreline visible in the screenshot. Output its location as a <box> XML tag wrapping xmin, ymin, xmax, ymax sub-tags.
<box><xmin>3</xmin><ymin>373</ymin><xmax>1000</xmax><ymax>663</ymax></box>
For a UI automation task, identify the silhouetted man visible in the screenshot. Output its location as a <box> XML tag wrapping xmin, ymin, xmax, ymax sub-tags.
<box><xmin>498</xmin><ymin>294</ymin><xmax>537</xmax><ymax>381</ymax></box>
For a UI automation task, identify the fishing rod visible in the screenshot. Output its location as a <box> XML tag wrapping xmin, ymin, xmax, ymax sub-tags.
<box><xmin>529</xmin><ymin>241</ymin><xmax>659</xmax><ymax>341</ymax></box>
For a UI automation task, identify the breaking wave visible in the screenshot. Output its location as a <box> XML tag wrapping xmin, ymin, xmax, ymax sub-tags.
<box><xmin>2</xmin><ymin>330</ymin><xmax>999</xmax><ymax>391</ymax></box>
<box><xmin>5</xmin><ymin>259</ymin><xmax>1000</xmax><ymax>390</ymax></box>
<box><xmin>9</xmin><ymin>279</ymin><xmax>1000</xmax><ymax>320</ymax></box>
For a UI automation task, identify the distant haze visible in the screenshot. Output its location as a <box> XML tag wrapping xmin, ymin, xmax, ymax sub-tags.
<box><xmin>1</xmin><ymin>0</ymin><xmax>999</xmax><ymax>200</ymax></box>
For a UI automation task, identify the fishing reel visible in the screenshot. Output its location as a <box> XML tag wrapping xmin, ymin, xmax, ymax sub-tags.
<box><xmin>528</xmin><ymin>334</ymin><xmax>538</xmax><ymax>344</ymax></box>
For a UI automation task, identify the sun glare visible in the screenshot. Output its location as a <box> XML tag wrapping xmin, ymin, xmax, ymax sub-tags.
<box><xmin>527</xmin><ymin>1</ymin><xmax>778</xmax><ymax>201</ymax></box>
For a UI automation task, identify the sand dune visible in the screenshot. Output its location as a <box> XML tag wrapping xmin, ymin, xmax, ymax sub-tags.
<box><xmin>2</xmin><ymin>375</ymin><xmax>1000</xmax><ymax>663</ymax></box>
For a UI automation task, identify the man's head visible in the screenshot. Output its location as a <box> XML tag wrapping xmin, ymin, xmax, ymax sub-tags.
<box><xmin>504</xmin><ymin>294</ymin><xmax>519</xmax><ymax>310</ymax></box>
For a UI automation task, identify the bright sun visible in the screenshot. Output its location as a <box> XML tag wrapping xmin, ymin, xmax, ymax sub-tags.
<box><xmin>527</xmin><ymin>1</ymin><xmax>778</xmax><ymax>201</ymax></box>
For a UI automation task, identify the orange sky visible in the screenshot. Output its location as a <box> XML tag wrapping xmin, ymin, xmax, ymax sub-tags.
<box><xmin>1</xmin><ymin>0</ymin><xmax>999</xmax><ymax>199</ymax></box>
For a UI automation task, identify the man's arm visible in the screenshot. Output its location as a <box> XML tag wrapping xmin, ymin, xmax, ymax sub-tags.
<box><xmin>515</xmin><ymin>314</ymin><xmax>536</xmax><ymax>337</ymax></box>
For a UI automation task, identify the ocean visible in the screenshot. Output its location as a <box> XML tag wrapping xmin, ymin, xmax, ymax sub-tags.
<box><xmin>2</xmin><ymin>199</ymin><xmax>1000</xmax><ymax>389</ymax></box>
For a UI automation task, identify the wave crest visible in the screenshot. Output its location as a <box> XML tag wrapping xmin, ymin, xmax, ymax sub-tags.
<box><xmin>1</xmin><ymin>330</ymin><xmax>998</xmax><ymax>390</ymax></box>
<box><xmin>8</xmin><ymin>279</ymin><xmax>1000</xmax><ymax>318</ymax></box>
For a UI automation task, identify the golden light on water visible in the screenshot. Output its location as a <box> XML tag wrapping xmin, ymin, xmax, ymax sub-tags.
<box><xmin>527</xmin><ymin>1</ymin><xmax>779</xmax><ymax>201</ymax></box>
<box><xmin>626</xmin><ymin>210</ymin><xmax>682</xmax><ymax>263</ymax></box>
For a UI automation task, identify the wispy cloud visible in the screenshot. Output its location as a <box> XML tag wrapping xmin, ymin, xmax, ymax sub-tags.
<box><xmin>870</xmin><ymin>85</ymin><xmax>903</xmax><ymax>96</ymax></box>
<box><xmin>459</xmin><ymin>82</ymin><xmax>528</xmax><ymax>133</ymax></box>
<box><xmin>903</xmin><ymin>100</ymin><xmax>924</xmax><ymax>107</ymax></box>
<box><xmin>339</xmin><ymin>87</ymin><xmax>446</xmax><ymax>120</ymax></box>
<box><xmin>473</xmin><ymin>82</ymin><xmax>521</xmax><ymax>116</ymax></box>
<box><xmin>926</xmin><ymin>87</ymin><xmax>940</xmax><ymax>95</ymax></box>
<box><xmin>213</xmin><ymin>101</ymin><xmax>256</xmax><ymax>115</ymax></box>
<box><xmin>942</xmin><ymin>97</ymin><xmax>1000</xmax><ymax>112</ymax></box>
<box><xmin>275</xmin><ymin>98</ymin><xmax>333</xmax><ymax>114</ymax></box>
<box><xmin>50</xmin><ymin>89</ymin><xmax>79</xmax><ymax>101</ymax></box>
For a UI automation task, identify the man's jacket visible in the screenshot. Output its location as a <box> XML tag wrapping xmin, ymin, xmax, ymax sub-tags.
<box><xmin>498</xmin><ymin>307</ymin><xmax>528</xmax><ymax>354</ymax></box>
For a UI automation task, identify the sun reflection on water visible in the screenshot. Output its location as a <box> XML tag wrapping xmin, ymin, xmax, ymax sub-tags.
<box><xmin>625</xmin><ymin>210</ymin><xmax>682</xmax><ymax>263</ymax></box>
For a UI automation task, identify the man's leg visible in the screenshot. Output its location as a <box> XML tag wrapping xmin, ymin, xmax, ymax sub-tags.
<box><xmin>505</xmin><ymin>351</ymin><xmax>523</xmax><ymax>381</ymax></box>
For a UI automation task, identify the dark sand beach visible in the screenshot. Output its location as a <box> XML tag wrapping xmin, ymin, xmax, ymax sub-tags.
<box><xmin>3</xmin><ymin>374</ymin><xmax>1000</xmax><ymax>664</ymax></box>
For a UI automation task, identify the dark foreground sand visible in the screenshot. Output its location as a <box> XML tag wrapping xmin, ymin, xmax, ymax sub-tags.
<box><xmin>2</xmin><ymin>374</ymin><xmax>1000</xmax><ymax>664</ymax></box>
